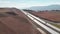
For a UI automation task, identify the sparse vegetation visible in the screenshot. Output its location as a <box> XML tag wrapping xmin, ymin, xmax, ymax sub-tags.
<box><xmin>50</xmin><ymin>23</ymin><xmax>60</xmax><ymax>29</ymax></box>
<box><xmin>0</xmin><ymin>12</ymin><xmax>18</xmax><ymax>17</ymax></box>
<box><xmin>0</xmin><ymin>13</ymin><xmax>6</xmax><ymax>17</ymax></box>
<box><xmin>6</xmin><ymin>12</ymin><xmax>17</xmax><ymax>16</ymax></box>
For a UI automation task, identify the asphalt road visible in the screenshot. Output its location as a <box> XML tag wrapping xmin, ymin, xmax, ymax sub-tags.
<box><xmin>21</xmin><ymin>10</ymin><xmax>60</xmax><ymax>34</ymax></box>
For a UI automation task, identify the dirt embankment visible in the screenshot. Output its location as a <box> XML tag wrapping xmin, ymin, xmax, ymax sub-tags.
<box><xmin>0</xmin><ymin>8</ymin><xmax>40</xmax><ymax>34</ymax></box>
<box><xmin>31</xmin><ymin>11</ymin><xmax>60</xmax><ymax>23</ymax></box>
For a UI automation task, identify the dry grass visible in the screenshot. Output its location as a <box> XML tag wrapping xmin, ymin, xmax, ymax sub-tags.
<box><xmin>50</xmin><ymin>23</ymin><xmax>60</xmax><ymax>28</ymax></box>
<box><xmin>31</xmin><ymin>11</ymin><xmax>60</xmax><ymax>23</ymax></box>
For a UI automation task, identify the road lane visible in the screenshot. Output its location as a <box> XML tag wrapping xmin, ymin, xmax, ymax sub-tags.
<box><xmin>27</xmin><ymin>12</ymin><xmax>60</xmax><ymax>32</ymax></box>
<box><xmin>21</xmin><ymin>10</ymin><xmax>60</xmax><ymax>34</ymax></box>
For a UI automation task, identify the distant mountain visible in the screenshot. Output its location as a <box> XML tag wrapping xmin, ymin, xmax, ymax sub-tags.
<box><xmin>28</xmin><ymin>5</ymin><xmax>60</xmax><ymax>11</ymax></box>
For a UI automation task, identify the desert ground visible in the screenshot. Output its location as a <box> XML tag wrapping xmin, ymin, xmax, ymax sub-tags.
<box><xmin>0</xmin><ymin>8</ymin><xmax>40</xmax><ymax>34</ymax></box>
<box><xmin>30</xmin><ymin>10</ymin><xmax>60</xmax><ymax>23</ymax></box>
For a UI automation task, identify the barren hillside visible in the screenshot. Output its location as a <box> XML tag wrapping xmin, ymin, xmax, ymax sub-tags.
<box><xmin>31</xmin><ymin>10</ymin><xmax>60</xmax><ymax>23</ymax></box>
<box><xmin>0</xmin><ymin>8</ymin><xmax>40</xmax><ymax>34</ymax></box>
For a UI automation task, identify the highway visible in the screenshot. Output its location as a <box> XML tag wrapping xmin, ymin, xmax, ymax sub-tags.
<box><xmin>21</xmin><ymin>10</ymin><xmax>60</xmax><ymax>34</ymax></box>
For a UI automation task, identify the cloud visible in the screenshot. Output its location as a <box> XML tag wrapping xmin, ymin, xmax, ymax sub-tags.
<box><xmin>0</xmin><ymin>0</ymin><xmax>60</xmax><ymax>9</ymax></box>
<box><xmin>0</xmin><ymin>1</ymin><xmax>31</xmax><ymax>9</ymax></box>
<box><xmin>0</xmin><ymin>0</ymin><xmax>36</xmax><ymax>9</ymax></box>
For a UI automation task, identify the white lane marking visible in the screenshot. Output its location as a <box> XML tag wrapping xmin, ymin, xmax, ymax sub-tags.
<box><xmin>37</xmin><ymin>28</ymin><xmax>46</xmax><ymax>34</ymax></box>
<box><xmin>27</xmin><ymin>14</ymin><xmax>59</xmax><ymax>34</ymax></box>
<box><xmin>21</xmin><ymin>10</ymin><xmax>60</xmax><ymax>34</ymax></box>
<box><xmin>23</xmin><ymin>11</ymin><xmax>47</xmax><ymax>34</ymax></box>
<box><xmin>22</xmin><ymin>10</ymin><xmax>60</xmax><ymax>32</ymax></box>
<box><xmin>27</xmin><ymin>12</ymin><xmax>60</xmax><ymax>32</ymax></box>
<box><xmin>32</xmin><ymin>22</ymin><xmax>47</xmax><ymax>34</ymax></box>
<box><xmin>31</xmin><ymin>21</ymin><xmax>47</xmax><ymax>34</ymax></box>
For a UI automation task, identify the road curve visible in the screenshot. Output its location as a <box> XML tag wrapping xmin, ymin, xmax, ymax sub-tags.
<box><xmin>21</xmin><ymin>10</ymin><xmax>60</xmax><ymax>34</ymax></box>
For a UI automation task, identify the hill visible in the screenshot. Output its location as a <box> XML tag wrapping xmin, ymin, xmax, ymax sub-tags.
<box><xmin>0</xmin><ymin>8</ymin><xmax>40</xmax><ymax>34</ymax></box>
<box><xmin>28</xmin><ymin>5</ymin><xmax>60</xmax><ymax>11</ymax></box>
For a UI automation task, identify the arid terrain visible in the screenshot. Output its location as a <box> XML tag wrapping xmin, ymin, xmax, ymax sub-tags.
<box><xmin>0</xmin><ymin>8</ymin><xmax>40</xmax><ymax>34</ymax></box>
<box><xmin>30</xmin><ymin>10</ymin><xmax>60</xmax><ymax>23</ymax></box>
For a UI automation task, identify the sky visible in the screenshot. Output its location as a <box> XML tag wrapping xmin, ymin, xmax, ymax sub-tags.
<box><xmin>0</xmin><ymin>0</ymin><xmax>60</xmax><ymax>9</ymax></box>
